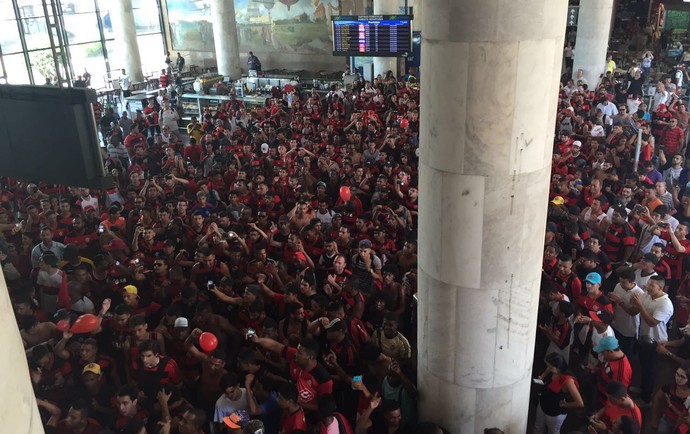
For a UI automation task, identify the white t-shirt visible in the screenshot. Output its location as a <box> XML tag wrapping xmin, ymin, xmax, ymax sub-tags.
<box><xmin>639</xmin><ymin>293</ymin><xmax>674</xmax><ymax>342</ymax></box>
<box><xmin>590</xmin><ymin>325</ymin><xmax>616</xmax><ymax>365</ymax></box>
<box><xmin>213</xmin><ymin>389</ymin><xmax>248</xmax><ymax>422</ymax></box>
<box><xmin>634</xmin><ymin>269</ymin><xmax>658</xmax><ymax>291</ymax></box>
<box><xmin>611</xmin><ymin>283</ymin><xmax>644</xmax><ymax>337</ymax></box>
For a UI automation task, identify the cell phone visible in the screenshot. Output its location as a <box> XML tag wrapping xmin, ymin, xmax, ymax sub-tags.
<box><xmin>115</xmin><ymin>261</ymin><xmax>121</xmax><ymax>266</ymax></box>
<box><xmin>98</xmin><ymin>225</ymin><xmax>104</xmax><ymax>233</ymax></box>
<box><xmin>133</xmin><ymin>258</ymin><xmax>140</xmax><ymax>264</ymax></box>
<box><xmin>532</xmin><ymin>378</ymin><xmax>545</xmax><ymax>385</ymax></box>
<box><xmin>658</xmin><ymin>222</ymin><xmax>669</xmax><ymax>229</ymax></box>
<box><xmin>207</xmin><ymin>280</ymin><xmax>214</xmax><ymax>290</ymax></box>
<box><xmin>246</xmin><ymin>328</ymin><xmax>256</xmax><ymax>340</ymax></box>
<box><xmin>352</xmin><ymin>375</ymin><xmax>362</xmax><ymax>390</ymax></box>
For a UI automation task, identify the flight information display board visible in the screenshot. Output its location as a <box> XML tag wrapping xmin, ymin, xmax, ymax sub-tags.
<box><xmin>332</xmin><ymin>15</ymin><xmax>412</xmax><ymax>57</ymax></box>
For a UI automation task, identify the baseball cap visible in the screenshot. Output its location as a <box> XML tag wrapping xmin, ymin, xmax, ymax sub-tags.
<box><xmin>123</xmin><ymin>285</ymin><xmax>138</xmax><ymax>295</ymax></box>
<box><xmin>551</xmin><ymin>196</ymin><xmax>565</xmax><ymax>206</ymax></box>
<box><xmin>593</xmin><ymin>335</ymin><xmax>619</xmax><ymax>352</ymax></box>
<box><xmin>359</xmin><ymin>239</ymin><xmax>372</xmax><ymax>249</ymax></box>
<box><xmin>82</xmin><ymin>363</ymin><xmax>102</xmax><ymax>376</ymax></box>
<box><xmin>261</xmin><ymin>143</ymin><xmax>269</xmax><ymax>154</ymax></box>
<box><xmin>567</xmin><ymin>205</ymin><xmax>581</xmax><ymax>215</ymax></box>
<box><xmin>585</xmin><ymin>272</ymin><xmax>602</xmax><ymax>285</ymax></box>
<box><xmin>316</xmin><ymin>181</ymin><xmax>327</xmax><ymax>189</ymax></box>
<box><xmin>589</xmin><ymin>309</ymin><xmax>614</xmax><ymax>324</ymax></box>
<box><xmin>174</xmin><ymin>317</ymin><xmax>189</xmax><ymax>328</ymax></box>
<box><xmin>572</xmin><ymin>140</ymin><xmax>582</xmax><ymax>147</ymax></box>
<box><xmin>642</xmin><ymin>252</ymin><xmax>660</xmax><ymax>265</ymax></box>
<box><xmin>546</xmin><ymin>222</ymin><xmax>558</xmax><ymax>233</ymax></box>
<box><xmin>83</xmin><ymin>205</ymin><xmax>95</xmax><ymax>212</ymax></box>
<box><xmin>223</xmin><ymin>410</ymin><xmax>250</xmax><ymax>429</ymax></box>
<box><xmin>604</xmin><ymin>380</ymin><xmax>628</xmax><ymax>398</ymax></box>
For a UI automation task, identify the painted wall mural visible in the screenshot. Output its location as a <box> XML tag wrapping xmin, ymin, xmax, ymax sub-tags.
<box><xmin>167</xmin><ymin>0</ymin><xmax>361</xmax><ymax>54</ymax></box>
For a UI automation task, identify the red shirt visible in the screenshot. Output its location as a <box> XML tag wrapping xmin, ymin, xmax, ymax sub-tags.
<box><xmin>280</xmin><ymin>407</ymin><xmax>308</xmax><ymax>434</ymax></box>
<box><xmin>56</xmin><ymin>418</ymin><xmax>101</xmax><ymax>434</ymax></box>
<box><xmin>661</xmin><ymin>230</ymin><xmax>690</xmax><ymax>280</ymax></box>
<box><xmin>284</xmin><ymin>347</ymin><xmax>333</xmax><ymax>407</ymax></box>
<box><xmin>597</xmin><ymin>355</ymin><xmax>633</xmax><ymax>404</ymax></box>
<box><xmin>602</xmin><ymin>400</ymin><xmax>641</xmax><ymax>433</ymax></box>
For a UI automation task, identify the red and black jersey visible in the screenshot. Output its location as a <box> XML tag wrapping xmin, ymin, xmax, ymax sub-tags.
<box><xmin>551</xmin><ymin>271</ymin><xmax>583</xmax><ymax>299</ymax></box>
<box><xmin>603</xmin><ymin>223</ymin><xmax>636</xmax><ymax>263</ymax></box>
<box><xmin>115</xmin><ymin>407</ymin><xmax>148</xmax><ymax>430</ymax></box>
<box><xmin>550</xmin><ymin>320</ymin><xmax>572</xmax><ymax>350</ymax></box>
<box><xmin>280</xmin><ymin>407</ymin><xmax>308</xmax><ymax>434</ymax></box>
<box><xmin>284</xmin><ymin>346</ymin><xmax>333</xmax><ymax>407</ymax></box>
<box><xmin>132</xmin><ymin>355</ymin><xmax>182</xmax><ymax>398</ymax></box>
<box><xmin>597</xmin><ymin>355</ymin><xmax>633</xmax><ymax>405</ymax></box>
<box><xmin>578</xmin><ymin>292</ymin><xmax>613</xmax><ymax>315</ymax></box>
<box><xmin>602</xmin><ymin>401</ymin><xmax>641</xmax><ymax>433</ymax></box>
<box><xmin>660</xmin><ymin>230</ymin><xmax>690</xmax><ymax>280</ymax></box>
<box><xmin>56</xmin><ymin>418</ymin><xmax>101</xmax><ymax>434</ymax></box>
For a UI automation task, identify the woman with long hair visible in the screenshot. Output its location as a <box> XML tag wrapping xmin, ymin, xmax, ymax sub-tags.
<box><xmin>533</xmin><ymin>352</ymin><xmax>584</xmax><ymax>434</ymax></box>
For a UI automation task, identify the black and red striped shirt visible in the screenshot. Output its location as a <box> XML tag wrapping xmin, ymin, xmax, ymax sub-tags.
<box><xmin>603</xmin><ymin>223</ymin><xmax>636</xmax><ymax>263</ymax></box>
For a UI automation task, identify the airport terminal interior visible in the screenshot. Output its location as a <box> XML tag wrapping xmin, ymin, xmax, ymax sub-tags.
<box><xmin>6</xmin><ymin>0</ymin><xmax>690</xmax><ymax>433</ymax></box>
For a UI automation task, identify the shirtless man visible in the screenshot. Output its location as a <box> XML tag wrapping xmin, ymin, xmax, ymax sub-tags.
<box><xmin>288</xmin><ymin>201</ymin><xmax>315</xmax><ymax>232</ymax></box>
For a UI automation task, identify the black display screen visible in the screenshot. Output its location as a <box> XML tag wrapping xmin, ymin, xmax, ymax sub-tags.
<box><xmin>332</xmin><ymin>15</ymin><xmax>412</xmax><ymax>57</ymax></box>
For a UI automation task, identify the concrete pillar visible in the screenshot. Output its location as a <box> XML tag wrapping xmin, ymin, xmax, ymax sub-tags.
<box><xmin>373</xmin><ymin>0</ymin><xmax>398</xmax><ymax>78</ymax></box>
<box><xmin>111</xmin><ymin>0</ymin><xmax>144</xmax><ymax>82</ymax></box>
<box><xmin>0</xmin><ymin>269</ymin><xmax>45</xmax><ymax>433</ymax></box>
<box><xmin>571</xmin><ymin>0</ymin><xmax>614</xmax><ymax>89</ymax></box>
<box><xmin>211</xmin><ymin>0</ymin><xmax>241</xmax><ymax>79</ymax></box>
<box><xmin>417</xmin><ymin>1</ymin><xmax>567</xmax><ymax>433</ymax></box>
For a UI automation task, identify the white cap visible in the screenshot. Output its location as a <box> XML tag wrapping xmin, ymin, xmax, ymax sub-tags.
<box><xmin>261</xmin><ymin>143</ymin><xmax>269</xmax><ymax>154</ymax></box>
<box><xmin>174</xmin><ymin>317</ymin><xmax>189</xmax><ymax>328</ymax></box>
<box><xmin>572</xmin><ymin>140</ymin><xmax>582</xmax><ymax>147</ymax></box>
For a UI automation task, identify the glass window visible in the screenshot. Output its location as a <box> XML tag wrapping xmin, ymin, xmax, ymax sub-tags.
<box><xmin>137</xmin><ymin>34</ymin><xmax>165</xmax><ymax>76</ymax></box>
<box><xmin>69</xmin><ymin>41</ymin><xmax>108</xmax><ymax>89</ymax></box>
<box><xmin>98</xmin><ymin>4</ymin><xmax>113</xmax><ymax>39</ymax></box>
<box><xmin>3</xmin><ymin>53</ymin><xmax>31</xmax><ymax>84</ymax></box>
<box><xmin>29</xmin><ymin>48</ymin><xmax>61</xmax><ymax>84</ymax></box>
<box><xmin>62</xmin><ymin>0</ymin><xmax>96</xmax><ymax>14</ymax></box>
<box><xmin>63</xmin><ymin>12</ymin><xmax>99</xmax><ymax>45</ymax></box>
<box><xmin>16</xmin><ymin>0</ymin><xmax>52</xmax><ymax>18</ymax></box>
<box><xmin>133</xmin><ymin>4</ymin><xmax>161</xmax><ymax>34</ymax></box>
<box><xmin>1</xmin><ymin>20</ymin><xmax>23</xmax><ymax>54</ymax></box>
<box><xmin>104</xmin><ymin>38</ymin><xmax>121</xmax><ymax>74</ymax></box>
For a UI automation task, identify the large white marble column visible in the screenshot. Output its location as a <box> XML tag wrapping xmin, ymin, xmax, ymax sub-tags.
<box><xmin>373</xmin><ymin>0</ymin><xmax>399</xmax><ymax>78</ymax></box>
<box><xmin>571</xmin><ymin>0</ymin><xmax>614</xmax><ymax>89</ymax></box>
<box><xmin>0</xmin><ymin>269</ymin><xmax>44</xmax><ymax>433</ymax></box>
<box><xmin>111</xmin><ymin>0</ymin><xmax>144</xmax><ymax>82</ymax></box>
<box><xmin>417</xmin><ymin>1</ymin><xmax>567</xmax><ymax>433</ymax></box>
<box><xmin>211</xmin><ymin>0</ymin><xmax>241</xmax><ymax>78</ymax></box>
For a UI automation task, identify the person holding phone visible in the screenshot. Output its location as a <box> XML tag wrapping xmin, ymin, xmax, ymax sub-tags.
<box><xmin>533</xmin><ymin>352</ymin><xmax>584</xmax><ymax>434</ymax></box>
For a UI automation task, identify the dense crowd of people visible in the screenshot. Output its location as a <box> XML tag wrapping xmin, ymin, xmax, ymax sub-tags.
<box><xmin>0</xmin><ymin>69</ymin><xmax>444</xmax><ymax>434</ymax></box>
<box><xmin>535</xmin><ymin>52</ymin><xmax>690</xmax><ymax>434</ymax></box>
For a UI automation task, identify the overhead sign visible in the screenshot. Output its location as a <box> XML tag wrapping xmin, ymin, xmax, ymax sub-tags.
<box><xmin>567</xmin><ymin>6</ymin><xmax>579</xmax><ymax>27</ymax></box>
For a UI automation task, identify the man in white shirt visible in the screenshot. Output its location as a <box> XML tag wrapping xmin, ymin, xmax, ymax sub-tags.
<box><xmin>119</xmin><ymin>68</ymin><xmax>132</xmax><ymax>98</ymax></box>
<box><xmin>631</xmin><ymin>275</ymin><xmax>674</xmax><ymax>404</ymax></box>
<box><xmin>31</xmin><ymin>227</ymin><xmax>66</xmax><ymax>268</ymax></box>
<box><xmin>633</xmin><ymin>253</ymin><xmax>659</xmax><ymax>289</ymax></box>
<box><xmin>607</xmin><ymin>268</ymin><xmax>644</xmax><ymax>358</ymax></box>
<box><xmin>596</xmin><ymin>98</ymin><xmax>619</xmax><ymax>126</ymax></box>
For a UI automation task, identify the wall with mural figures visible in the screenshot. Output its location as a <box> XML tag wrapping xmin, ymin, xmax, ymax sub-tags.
<box><xmin>165</xmin><ymin>0</ymin><xmax>369</xmax><ymax>72</ymax></box>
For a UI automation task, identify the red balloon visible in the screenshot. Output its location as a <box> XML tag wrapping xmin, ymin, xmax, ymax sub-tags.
<box><xmin>339</xmin><ymin>186</ymin><xmax>352</xmax><ymax>202</ymax></box>
<box><xmin>199</xmin><ymin>332</ymin><xmax>218</xmax><ymax>352</ymax></box>
<box><xmin>400</xmin><ymin>119</ymin><xmax>409</xmax><ymax>128</ymax></box>
<box><xmin>56</xmin><ymin>319</ymin><xmax>70</xmax><ymax>332</ymax></box>
<box><xmin>70</xmin><ymin>314</ymin><xmax>99</xmax><ymax>334</ymax></box>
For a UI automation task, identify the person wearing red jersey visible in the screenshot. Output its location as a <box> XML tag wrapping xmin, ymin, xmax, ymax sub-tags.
<box><xmin>115</xmin><ymin>384</ymin><xmax>148</xmax><ymax>431</ymax></box>
<box><xmin>603</xmin><ymin>206</ymin><xmax>636</xmax><ymax>266</ymax></box>
<box><xmin>551</xmin><ymin>254</ymin><xmax>583</xmax><ymax>299</ymax></box>
<box><xmin>277</xmin><ymin>382</ymin><xmax>308</xmax><ymax>434</ymax></box>
<box><xmin>131</xmin><ymin>339</ymin><xmax>182</xmax><ymax>401</ymax></box>
<box><xmin>251</xmin><ymin>335</ymin><xmax>333</xmax><ymax>413</ymax></box>
<box><xmin>592</xmin><ymin>336</ymin><xmax>633</xmax><ymax>408</ymax></box>
<box><xmin>657</xmin><ymin>221</ymin><xmax>690</xmax><ymax>294</ymax></box>
<box><xmin>52</xmin><ymin>399</ymin><xmax>102</xmax><ymax>434</ymax></box>
<box><xmin>590</xmin><ymin>381</ymin><xmax>641</xmax><ymax>434</ymax></box>
<box><xmin>578</xmin><ymin>272</ymin><xmax>613</xmax><ymax>316</ymax></box>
